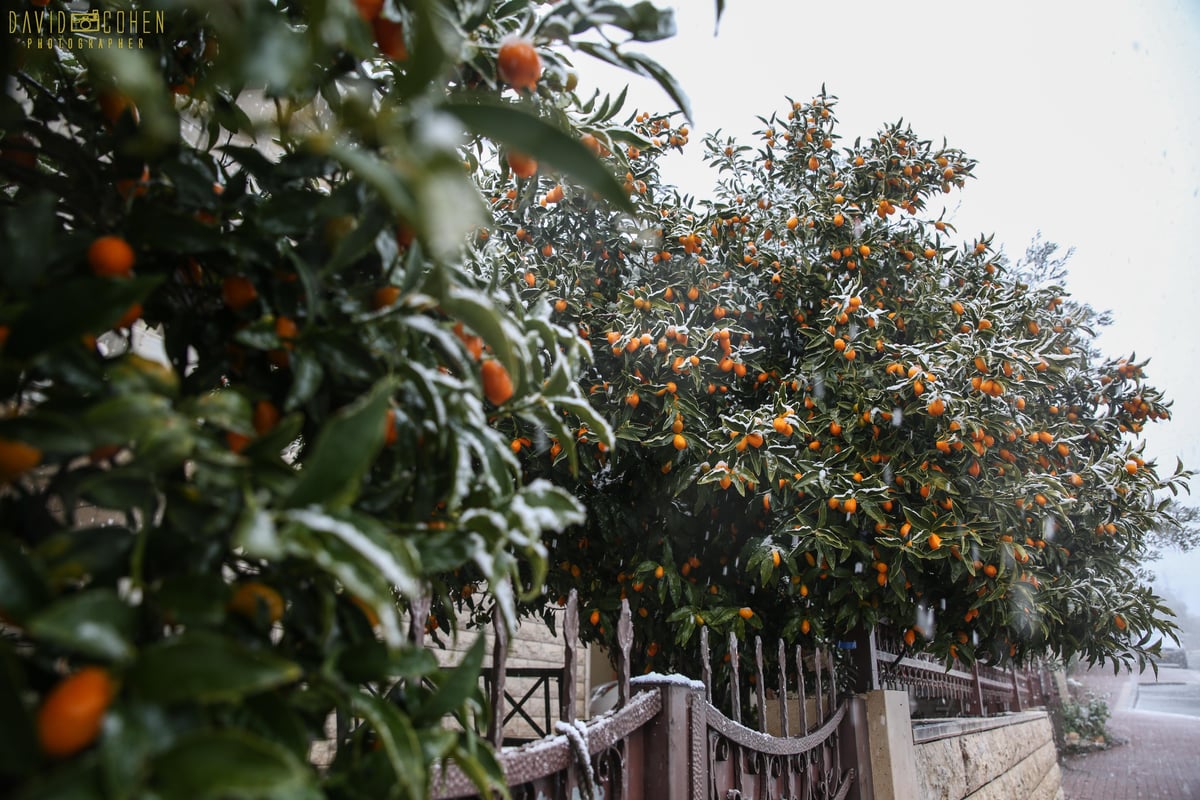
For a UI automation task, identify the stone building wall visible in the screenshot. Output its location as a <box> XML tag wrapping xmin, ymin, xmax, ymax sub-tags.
<box><xmin>913</xmin><ymin>712</ymin><xmax>1064</xmax><ymax>800</ymax></box>
<box><xmin>429</xmin><ymin>610</ymin><xmax>594</xmax><ymax>742</ymax></box>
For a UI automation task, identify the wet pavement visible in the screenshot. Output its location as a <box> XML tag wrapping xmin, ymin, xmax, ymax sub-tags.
<box><xmin>1061</xmin><ymin>664</ymin><xmax>1200</xmax><ymax>799</ymax></box>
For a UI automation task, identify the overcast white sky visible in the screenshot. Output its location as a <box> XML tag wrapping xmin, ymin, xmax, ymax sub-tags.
<box><xmin>576</xmin><ymin>0</ymin><xmax>1200</xmax><ymax>623</ymax></box>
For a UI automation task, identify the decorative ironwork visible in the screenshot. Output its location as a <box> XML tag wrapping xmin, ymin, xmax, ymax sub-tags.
<box><xmin>874</xmin><ymin>624</ymin><xmax>1045</xmax><ymax>718</ymax></box>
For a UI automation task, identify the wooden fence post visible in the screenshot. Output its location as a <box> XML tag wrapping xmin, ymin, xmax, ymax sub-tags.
<box><xmin>636</xmin><ymin>677</ymin><xmax>706</xmax><ymax>800</ymax></box>
<box><xmin>1010</xmin><ymin>668</ymin><xmax>1024</xmax><ymax>712</ymax></box>
<box><xmin>487</xmin><ymin>607</ymin><xmax>508</xmax><ymax>748</ymax></box>
<box><xmin>967</xmin><ymin>663</ymin><xmax>985</xmax><ymax>716</ymax></box>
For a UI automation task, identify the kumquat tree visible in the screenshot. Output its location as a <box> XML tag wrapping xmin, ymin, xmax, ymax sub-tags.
<box><xmin>0</xmin><ymin>0</ymin><xmax>697</xmax><ymax>796</ymax></box>
<box><xmin>479</xmin><ymin>90</ymin><xmax>1190</xmax><ymax>679</ymax></box>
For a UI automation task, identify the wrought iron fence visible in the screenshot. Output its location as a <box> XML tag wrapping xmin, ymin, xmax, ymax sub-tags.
<box><xmin>870</xmin><ymin>625</ymin><xmax>1045</xmax><ymax>718</ymax></box>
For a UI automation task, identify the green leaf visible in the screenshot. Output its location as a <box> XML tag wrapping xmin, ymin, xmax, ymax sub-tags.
<box><xmin>82</xmin><ymin>394</ymin><xmax>176</xmax><ymax>443</ymax></box>
<box><xmin>0</xmin><ymin>536</ymin><xmax>49</xmax><ymax>624</ymax></box>
<box><xmin>335</xmin><ymin>641</ymin><xmax>438</xmax><ymax>684</ymax></box>
<box><xmin>285</xmin><ymin>350</ymin><xmax>324</xmax><ymax>412</ymax></box>
<box><xmin>285</xmin><ymin>378</ymin><xmax>394</xmax><ymax>509</ymax></box>
<box><xmin>189</xmin><ymin>391</ymin><xmax>253</xmax><ymax>434</ymax></box>
<box><xmin>576</xmin><ymin>43</ymin><xmax>693</xmax><ymax>123</ymax></box>
<box><xmin>99</xmin><ymin>698</ymin><xmax>179</xmax><ymax>799</ymax></box>
<box><xmin>0</xmin><ymin>192</ymin><xmax>66</xmax><ymax>291</ymax></box>
<box><xmin>350</xmin><ymin>690</ymin><xmax>427</xmax><ymax>799</ymax></box>
<box><xmin>549</xmin><ymin>395</ymin><xmax>614</xmax><ymax>450</ymax></box>
<box><xmin>75</xmin><ymin>469</ymin><xmax>157</xmax><ymax>512</ymax></box>
<box><xmin>153</xmin><ymin>574</ymin><xmax>229</xmax><ymax>628</ymax></box>
<box><xmin>412</xmin><ymin>634</ymin><xmax>485</xmax><ymax>725</ymax></box>
<box><xmin>273</xmin><ymin>508</ymin><xmax>412</xmax><ymax>647</ymax></box>
<box><xmin>0</xmin><ymin>642</ymin><xmax>37</xmax><ymax>778</ymax></box>
<box><xmin>447</xmin><ymin>742</ymin><xmax>507</xmax><ymax>800</ymax></box>
<box><xmin>150</xmin><ymin>729</ymin><xmax>319</xmax><ymax>800</ymax></box>
<box><xmin>443</xmin><ymin>99</ymin><xmax>633</xmax><ymax>212</ymax></box>
<box><xmin>28</xmin><ymin>588</ymin><xmax>136</xmax><ymax>663</ymax></box>
<box><xmin>438</xmin><ymin>286</ymin><xmax>524</xmax><ymax>377</ymax></box>
<box><xmin>36</xmin><ymin>527</ymin><xmax>134</xmax><ymax>591</ymax></box>
<box><xmin>5</xmin><ymin>277</ymin><xmax>162</xmax><ymax>360</ymax></box>
<box><xmin>128</xmin><ymin>632</ymin><xmax>302</xmax><ymax>705</ymax></box>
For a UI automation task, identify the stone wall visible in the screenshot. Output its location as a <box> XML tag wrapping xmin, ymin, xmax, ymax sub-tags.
<box><xmin>431</xmin><ymin>611</ymin><xmax>593</xmax><ymax>741</ymax></box>
<box><xmin>913</xmin><ymin>713</ymin><xmax>1064</xmax><ymax>800</ymax></box>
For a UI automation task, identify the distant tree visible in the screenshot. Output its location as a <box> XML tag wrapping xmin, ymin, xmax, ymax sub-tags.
<box><xmin>473</xmin><ymin>91</ymin><xmax>1190</xmax><ymax>679</ymax></box>
<box><xmin>1147</xmin><ymin>501</ymin><xmax>1200</xmax><ymax>556</ymax></box>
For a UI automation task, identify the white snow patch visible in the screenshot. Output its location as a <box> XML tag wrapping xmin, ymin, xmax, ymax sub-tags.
<box><xmin>630</xmin><ymin>672</ymin><xmax>707</xmax><ymax>690</ymax></box>
<box><xmin>554</xmin><ymin>719</ymin><xmax>598</xmax><ymax>800</ymax></box>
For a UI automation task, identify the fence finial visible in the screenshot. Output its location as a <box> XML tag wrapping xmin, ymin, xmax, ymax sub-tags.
<box><xmin>617</xmin><ymin>597</ymin><xmax>632</xmax><ymax>709</ymax></box>
<box><xmin>754</xmin><ymin>637</ymin><xmax>768</xmax><ymax>732</ymax></box>
<box><xmin>777</xmin><ymin>639</ymin><xmax>790</xmax><ymax>737</ymax></box>
<box><xmin>728</xmin><ymin>631</ymin><xmax>742</xmax><ymax>724</ymax></box>
<box><xmin>563</xmin><ymin>590</ymin><xmax>579</xmax><ymax>724</ymax></box>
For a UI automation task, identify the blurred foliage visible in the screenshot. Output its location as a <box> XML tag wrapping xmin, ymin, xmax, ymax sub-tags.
<box><xmin>0</xmin><ymin>0</ymin><xmax>695</xmax><ymax>796</ymax></box>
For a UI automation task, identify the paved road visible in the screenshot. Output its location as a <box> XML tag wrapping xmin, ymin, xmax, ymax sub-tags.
<box><xmin>1061</xmin><ymin>665</ymin><xmax>1200</xmax><ymax>799</ymax></box>
<box><xmin>1134</xmin><ymin>680</ymin><xmax>1200</xmax><ymax>719</ymax></box>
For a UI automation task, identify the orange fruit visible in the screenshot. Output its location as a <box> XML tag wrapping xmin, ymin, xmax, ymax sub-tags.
<box><xmin>672</xmin><ymin>433</ymin><xmax>687</xmax><ymax>451</ymax></box>
<box><xmin>384</xmin><ymin>408</ymin><xmax>398</xmax><ymax>446</ymax></box>
<box><xmin>274</xmin><ymin>316</ymin><xmax>298</xmax><ymax>344</ymax></box>
<box><xmin>373</xmin><ymin>18</ymin><xmax>407</xmax><ymax>60</ymax></box>
<box><xmin>226</xmin><ymin>431</ymin><xmax>251</xmax><ymax>454</ymax></box>
<box><xmin>87</xmin><ymin>235</ymin><xmax>135</xmax><ymax>278</ymax></box>
<box><xmin>497</xmin><ymin>37</ymin><xmax>542</xmax><ymax>92</ymax></box>
<box><xmin>0</xmin><ymin>438</ymin><xmax>42</xmax><ymax>484</ymax></box>
<box><xmin>1</xmin><ymin>134</ymin><xmax>37</xmax><ymax>169</ymax></box>
<box><xmin>580</xmin><ymin>133</ymin><xmax>602</xmax><ymax>155</ymax></box>
<box><xmin>349</xmin><ymin>594</ymin><xmax>380</xmax><ymax>627</ymax></box>
<box><xmin>372</xmin><ymin>285</ymin><xmax>401</xmax><ymax>310</ymax></box>
<box><xmin>98</xmin><ymin>90</ymin><xmax>137</xmax><ymax>126</ymax></box>
<box><xmin>221</xmin><ymin>275</ymin><xmax>258</xmax><ymax>311</ymax></box>
<box><xmin>738</xmin><ymin>607</ymin><xmax>754</xmax><ymax>620</ymax></box>
<box><xmin>37</xmin><ymin>667</ymin><xmax>115</xmax><ymax>758</ymax></box>
<box><xmin>506</xmin><ymin>151</ymin><xmax>538</xmax><ymax>179</ymax></box>
<box><xmin>116</xmin><ymin>165</ymin><xmax>151</xmax><ymax>199</ymax></box>
<box><xmin>229</xmin><ymin>581</ymin><xmax>284</xmax><ymax>623</ymax></box>
<box><xmin>252</xmin><ymin>400</ymin><xmax>280</xmax><ymax>436</ymax></box>
<box><xmin>928</xmin><ymin>533</ymin><xmax>942</xmax><ymax>550</ymax></box>
<box><xmin>481</xmin><ymin>359</ymin><xmax>515</xmax><ymax>405</ymax></box>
